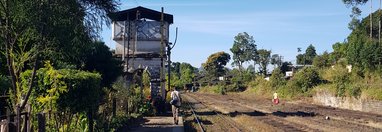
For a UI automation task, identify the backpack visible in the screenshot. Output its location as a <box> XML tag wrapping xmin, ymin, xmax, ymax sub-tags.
<box><xmin>170</xmin><ymin>92</ymin><xmax>179</xmax><ymax>106</ymax></box>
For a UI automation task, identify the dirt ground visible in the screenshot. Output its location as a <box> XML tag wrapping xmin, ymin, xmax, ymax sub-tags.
<box><xmin>182</xmin><ymin>92</ymin><xmax>382</xmax><ymax>132</ymax></box>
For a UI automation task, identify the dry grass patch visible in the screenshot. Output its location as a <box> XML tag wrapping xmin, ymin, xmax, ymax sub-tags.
<box><xmin>232</xmin><ymin>115</ymin><xmax>277</xmax><ymax>132</ymax></box>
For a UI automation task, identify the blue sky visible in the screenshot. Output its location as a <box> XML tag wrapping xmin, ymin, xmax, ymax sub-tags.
<box><xmin>101</xmin><ymin>0</ymin><xmax>376</xmax><ymax>68</ymax></box>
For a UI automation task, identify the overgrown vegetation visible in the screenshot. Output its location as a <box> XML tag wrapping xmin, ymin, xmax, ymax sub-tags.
<box><xmin>20</xmin><ymin>62</ymin><xmax>102</xmax><ymax>131</ymax></box>
<box><xmin>0</xmin><ymin>0</ymin><xmax>152</xmax><ymax>131</ymax></box>
<box><xmin>195</xmin><ymin>9</ymin><xmax>382</xmax><ymax>101</ymax></box>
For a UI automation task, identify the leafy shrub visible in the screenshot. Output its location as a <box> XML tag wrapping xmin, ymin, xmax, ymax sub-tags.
<box><xmin>246</xmin><ymin>76</ymin><xmax>272</xmax><ymax>97</ymax></box>
<box><xmin>270</xmin><ymin>68</ymin><xmax>286</xmax><ymax>89</ymax></box>
<box><xmin>225</xmin><ymin>83</ymin><xmax>245</xmax><ymax>92</ymax></box>
<box><xmin>289</xmin><ymin>67</ymin><xmax>321</xmax><ymax>93</ymax></box>
<box><xmin>199</xmin><ymin>85</ymin><xmax>224</xmax><ymax>94</ymax></box>
<box><xmin>323</xmin><ymin>65</ymin><xmax>349</xmax><ymax>83</ymax></box>
<box><xmin>57</xmin><ymin>69</ymin><xmax>102</xmax><ymax>112</ymax></box>
<box><xmin>21</xmin><ymin>62</ymin><xmax>102</xmax><ymax>131</ymax></box>
<box><xmin>109</xmin><ymin>115</ymin><xmax>130</xmax><ymax>130</ymax></box>
<box><xmin>313</xmin><ymin>52</ymin><xmax>331</xmax><ymax>68</ymax></box>
<box><xmin>277</xmin><ymin>84</ymin><xmax>300</xmax><ymax>99</ymax></box>
<box><xmin>227</xmin><ymin>74</ymin><xmax>246</xmax><ymax>92</ymax></box>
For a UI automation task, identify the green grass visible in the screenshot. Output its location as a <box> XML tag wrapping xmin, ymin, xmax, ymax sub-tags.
<box><xmin>198</xmin><ymin>85</ymin><xmax>223</xmax><ymax>94</ymax></box>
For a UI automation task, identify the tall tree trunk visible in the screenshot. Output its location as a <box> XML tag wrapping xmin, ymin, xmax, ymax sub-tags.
<box><xmin>4</xmin><ymin>0</ymin><xmax>18</xmax><ymax>101</ymax></box>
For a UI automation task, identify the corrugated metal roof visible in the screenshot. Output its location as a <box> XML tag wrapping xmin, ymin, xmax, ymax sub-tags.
<box><xmin>108</xmin><ymin>6</ymin><xmax>173</xmax><ymax>24</ymax></box>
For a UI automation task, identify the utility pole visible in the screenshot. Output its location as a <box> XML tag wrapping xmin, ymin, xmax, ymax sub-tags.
<box><xmin>371</xmin><ymin>0</ymin><xmax>373</xmax><ymax>38</ymax></box>
<box><xmin>379</xmin><ymin>0</ymin><xmax>381</xmax><ymax>43</ymax></box>
<box><xmin>122</xmin><ymin>21</ymin><xmax>126</xmax><ymax>70</ymax></box>
<box><xmin>167</xmin><ymin>27</ymin><xmax>178</xmax><ymax>95</ymax></box>
<box><xmin>160</xmin><ymin>7</ymin><xmax>166</xmax><ymax>99</ymax></box>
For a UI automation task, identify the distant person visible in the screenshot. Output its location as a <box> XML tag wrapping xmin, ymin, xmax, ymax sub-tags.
<box><xmin>170</xmin><ymin>87</ymin><xmax>182</xmax><ymax>125</ymax></box>
<box><xmin>273</xmin><ymin>92</ymin><xmax>279</xmax><ymax>105</ymax></box>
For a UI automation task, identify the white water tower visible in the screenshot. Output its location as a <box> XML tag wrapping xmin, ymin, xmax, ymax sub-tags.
<box><xmin>109</xmin><ymin>6</ymin><xmax>173</xmax><ymax>98</ymax></box>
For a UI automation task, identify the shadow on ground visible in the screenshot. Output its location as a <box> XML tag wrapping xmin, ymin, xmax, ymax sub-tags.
<box><xmin>272</xmin><ymin>111</ymin><xmax>316</xmax><ymax>117</ymax></box>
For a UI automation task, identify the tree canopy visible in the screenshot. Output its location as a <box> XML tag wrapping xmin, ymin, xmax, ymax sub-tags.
<box><xmin>168</xmin><ymin>62</ymin><xmax>197</xmax><ymax>88</ymax></box>
<box><xmin>202</xmin><ymin>52</ymin><xmax>231</xmax><ymax>78</ymax></box>
<box><xmin>271</xmin><ymin>54</ymin><xmax>282</xmax><ymax>68</ymax></box>
<box><xmin>230</xmin><ymin>32</ymin><xmax>257</xmax><ymax>71</ymax></box>
<box><xmin>342</xmin><ymin>0</ymin><xmax>368</xmax><ymax>30</ymax></box>
<box><xmin>257</xmin><ymin>49</ymin><xmax>271</xmax><ymax>76</ymax></box>
<box><xmin>344</xmin><ymin>10</ymin><xmax>382</xmax><ymax>71</ymax></box>
<box><xmin>83</xmin><ymin>41</ymin><xmax>122</xmax><ymax>87</ymax></box>
<box><xmin>296</xmin><ymin>44</ymin><xmax>317</xmax><ymax>65</ymax></box>
<box><xmin>0</xmin><ymin>0</ymin><xmax>118</xmax><ymax>116</ymax></box>
<box><xmin>305</xmin><ymin>44</ymin><xmax>317</xmax><ymax>65</ymax></box>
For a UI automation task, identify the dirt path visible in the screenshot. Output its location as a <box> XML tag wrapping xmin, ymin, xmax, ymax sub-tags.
<box><xmin>182</xmin><ymin>92</ymin><xmax>382</xmax><ymax>132</ymax></box>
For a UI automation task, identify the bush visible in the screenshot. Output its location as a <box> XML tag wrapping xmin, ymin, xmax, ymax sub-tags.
<box><xmin>277</xmin><ymin>84</ymin><xmax>300</xmax><ymax>99</ymax></box>
<box><xmin>246</xmin><ymin>76</ymin><xmax>272</xmax><ymax>97</ymax></box>
<box><xmin>313</xmin><ymin>52</ymin><xmax>331</xmax><ymax>68</ymax></box>
<box><xmin>322</xmin><ymin>65</ymin><xmax>351</xmax><ymax>97</ymax></box>
<box><xmin>57</xmin><ymin>69</ymin><xmax>102</xmax><ymax>112</ymax></box>
<box><xmin>199</xmin><ymin>85</ymin><xmax>225</xmax><ymax>94</ymax></box>
<box><xmin>109</xmin><ymin>115</ymin><xmax>131</xmax><ymax>130</ymax></box>
<box><xmin>227</xmin><ymin>75</ymin><xmax>246</xmax><ymax>92</ymax></box>
<box><xmin>270</xmin><ymin>68</ymin><xmax>286</xmax><ymax>89</ymax></box>
<box><xmin>20</xmin><ymin>62</ymin><xmax>102</xmax><ymax>131</ymax></box>
<box><xmin>289</xmin><ymin>67</ymin><xmax>321</xmax><ymax>93</ymax></box>
<box><xmin>323</xmin><ymin>65</ymin><xmax>349</xmax><ymax>84</ymax></box>
<box><xmin>363</xmin><ymin>86</ymin><xmax>382</xmax><ymax>100</ymax></box>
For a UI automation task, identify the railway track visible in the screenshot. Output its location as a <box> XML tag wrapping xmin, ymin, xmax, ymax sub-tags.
<box><xmin>185</xmin><ymin>101</ymin><xmax>205</xmax><ymax>132</ymax></box>
<box><xmin>183</xmin><ymin>94</ymin><xmax>247</xmax><ymax>132</ymax></box>
<box><xmin>184</xmin><ymin>93</ymin><xmax>311</xmax><ymax>131</ymax></box>
<box><xmin>185</xmin><ymin>92</ymin><xmax>382</xmax><ymax>132</ymax></box>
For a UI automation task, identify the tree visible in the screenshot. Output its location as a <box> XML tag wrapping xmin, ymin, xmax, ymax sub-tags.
<box><xmin>83</xmin><ymin>41</ymin><xmax>122</xmax><ymax>87</ymax></box>
<box><xmin>179</xmin><ymin>63</ymin><xmax>196</xmax><ymax>85</ymax></box>
<box><xmin>345</xmin><ymin>10</ymin><xmax>382</xmax><ymax>71</ymax></box>
<box><xmin>230</xmin><ymin>32</ymin><xmax>257</xmax><ymax>72</ymax></box>
<box><xmin>0</xmin><ymin>0</ymin><xmax>117</xmax><ymax>119</ymax></box>
<box><xmin>305</xmin><ymin>44</ymin><xmax>317</xmax><ymax>65</ymax></box>
<box><xmin>295</xmin><ymin>44</ymin><xmax>317</xmax><ymax>65</ymax></box>
<box><xmin>257</xmin><ymin>49</ymin><xmax>271</xmax><ymax>76</ymax></box>
<box><xmin>313</xmin><ymin>51</ymin><xmax>331</xmax><ymax>68</ymax></box>
<box><xmin>167</xmin><ymin>62</ymin><xmax>196</xmax><ymax>88</ymax></box>
<box><xmin>296</xmin><ymin>47</ymin><xmax>303</xmax><ymax>65</ymax></box>
<box><xmin>330</xmin><ymin>42</ymin><xmax>347</xmax><ymax>63</ymax></box>
<box><xmin>271</xmin><ymin>54</ymin><xmax>283</xmax><ymax>68</ymax></box>
<box><xmin>342</xmin><ymin>0</ymin><xmax>368</xmax><ymax>30</ymax></box>
<box><xmin>202</xmin><ymin>51</ymin><xmax>231</xmax><ymax>78</ymax></box>
<box><xmin>246</xmin><ymin>64</ymin><xmax>256</xmax><ymax>74</ymax></box>
<box><xmin>171</xmin><ymin>62</ymin><xmax>181</xmax><ymax>78</ymax></box>
<box><xmin>290</xmin><ymin>67</ymin><xmax>321</xmax><ymax>92</ymax></box>
<box><xmin>296</xmin><ymin>54</ymin><xmax>305</xmax><ymax>65</ymax></box>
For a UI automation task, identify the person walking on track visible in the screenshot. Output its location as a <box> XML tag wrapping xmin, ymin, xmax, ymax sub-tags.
<box><xmin>170</xmin><ymin>87</ymin><xmax>182</xmax><ymax>125</ymax></box>
<box><xmin>273</xmin><ymin>92</ymin><xmax>279</xmax><ymax>105</ymax></box>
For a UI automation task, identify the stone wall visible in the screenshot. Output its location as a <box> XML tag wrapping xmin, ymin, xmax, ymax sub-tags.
<box><xmin>313</xmin><ymin>90</ymin><xmax>382</xmax><ymax>115</ymax></box>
